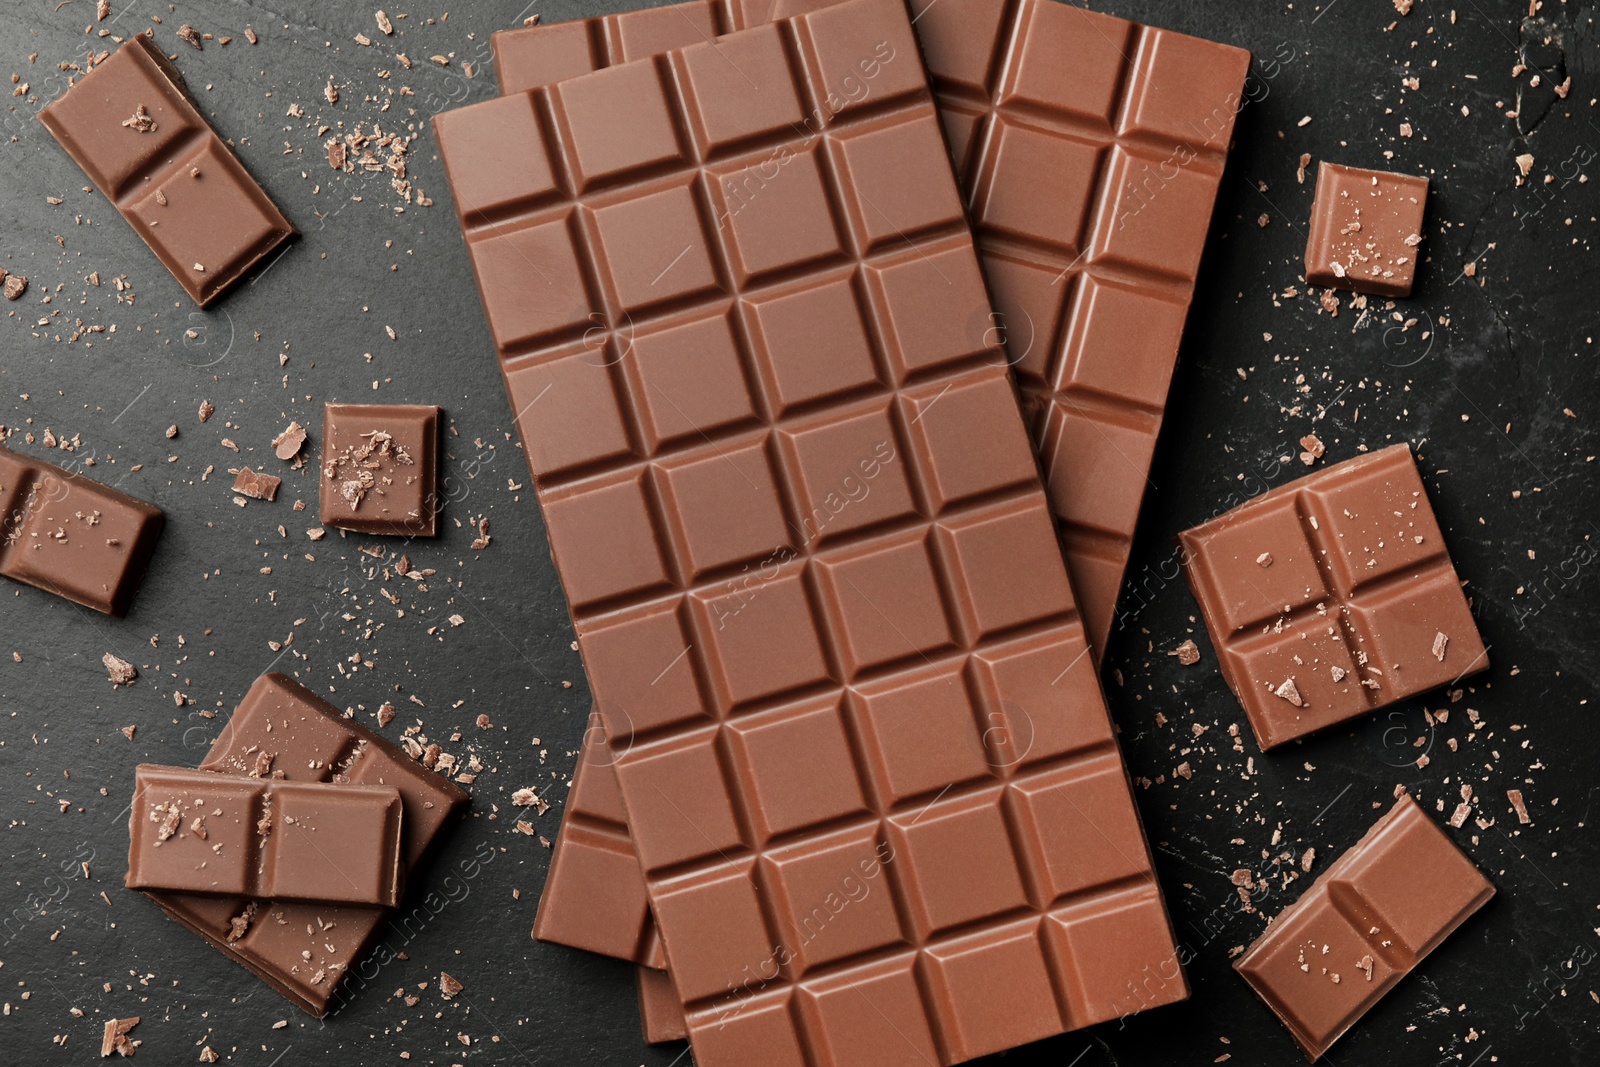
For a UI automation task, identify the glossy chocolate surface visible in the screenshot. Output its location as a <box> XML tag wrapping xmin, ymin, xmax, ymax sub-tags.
<box><xmin>0</xmin><ymin>443</ymin><xmax>163</xmax><ymax>616</ymax></box>
<box><xmin>143</xmin><ymin>673</ymin><xmax>469</xmax><ymax>1016</ymax></box>
<box><xmin>1236</xmin><ymin>795</ymin><xmax>1494</xmax><ymax>1059</ymax></box>
<box><xmin>38</xmin><ymin>34</ymin><xmax>296</xmax><ymax>306</ymax></box>
<box><xmin>1180</xmin><ymin>444</ymin><xmax>1487</xmax><ymax>749</ymax></box>
<box><xmin>438</xmin><ymin>2</ymin><xmax>1182</xmax><ymax>1061</ymax></box>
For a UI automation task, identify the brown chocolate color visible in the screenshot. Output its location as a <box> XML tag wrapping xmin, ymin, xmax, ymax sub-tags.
<box><xmin>491</xmin><ymin>0</ymin><xmax>1251</xmax><ymax>659</ymax></box>
<box><xmin>637</xmin><ymin>965</ymin><xmax>688</xmax><ymax>1044</ymax></box>
<box><xmin>0</xmin><ymin>443</ymin><xmax>163</xmax><ymax>616</ymax></box>
<box><xmin>38</xmin><ymin>34</ymin><xmax>296</xmax><ymax>306</ymax></box>
<box><xmin>143</xmin><ymin>673</ymin><xmax>469</xmax><ymax>1015</ymax></box>
<box><xmin>126</xmin><ymin>765</ymin><xmax>405</xmax><ymax>907</ymax></box>
<box><xmin>1236</xmin><ymin>795</ymin><xmax>1494</xmax><ymax>1060</ymax></box>
<box><xmin>1180</xmin><ymin>444</ymin><xmax>1487</xmax><ymax>750</ymax></box>
<box><xmin>436</xmin><ymin>2</ymin><xmax>1182</xmax><ymax>1061</ymax></box>
<box><xmin>319</xmin><ymin>403</ymin><xmax>441</xmax><ymax>537</ymax></box>
<box><xmin>1305</xmin><ymin>162</ymin><xmax>1428</xmax><ymax>298</ymax></box>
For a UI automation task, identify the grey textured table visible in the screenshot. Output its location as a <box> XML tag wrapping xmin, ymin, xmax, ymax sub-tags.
<box><xmin>0</xmin><ymin>0</ymin><xmax>1594</xmax><ymax>1064</ymax></box>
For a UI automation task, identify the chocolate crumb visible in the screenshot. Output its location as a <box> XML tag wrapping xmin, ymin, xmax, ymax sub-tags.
<box><xmin>272</xmin><ymin>421</ymin><xmax>307</xmax><ymax>461</ymax></box>
<box><xmin>121</xmin><ymin>725</ymin><xmax>136</xmax><ymax>740</ymax></box>
<box><xmin>1431</xmin><ymin>631</ymin><xmax>1448</xmax><ymax>661</ymax></box>
<box><xmin>1507</xmin><ymin>789</ymin><xmax>1531</xmax><ymax>825</ymax></box>
<box><xmin>1274</xmin><ymin>678</ymin><xmax>1305</xmax><ymax>707</ymax></box>
<box><xmin>233</xmin><ymin>468</ymin><xmax>281</xmax><ymax>502</ymax></box>
<box><xmin>177</xmin><ymin>23</ymin><xmax>202</xmax><ymax>49</ymax></box>
<box><xmin>3</xmin><ymin>274</ymin><xmax>27</xmax><ymax>300</ymax></box>
<box><xmin>439</xmin><ymin>971</ymin><xmax>463</xmax><ymax>999</ymax></box>
<box><xmin>100</xmin><ymin>1016</ymin><xmax>140</xmax><ymax>1057</ymax></box>
<box><xmin>103</xmin><ymin>652</ymin><xmax>137</xmax><ymax>687</ymax></box>
<box><xmin>121</xmin><ymin>104</ymin><xmax>157</xmax><ymax>133</ymax></box>
<box><xmin>1172</xmin><ymin>639</ymin><xmax>1200</xmax><ymax>666</ymax></box>
<box><xmin>198</xmin><ymin>400</ymin><xmax>215</xmax><ymax>423</ymax></box>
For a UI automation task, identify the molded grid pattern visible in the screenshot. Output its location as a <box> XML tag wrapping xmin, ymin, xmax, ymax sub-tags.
<box><xmin>492</xmin><ymin>0</ymin><xmax>1252</xmax><ymax>660</ymax></box>
<box><xmin>1179</xmin><ymin>444</ymin><xmax>1488</xmax><ymax>750</ymax></box>
<box><xmin>438</xmin><ymin>3</ymin><xmax>1181</xmax><ymax>1062</ymax></box>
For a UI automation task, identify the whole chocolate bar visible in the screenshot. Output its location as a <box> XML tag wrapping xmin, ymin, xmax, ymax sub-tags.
<box><xmin>1236</xmin><ymin>794</ymin><xmax>1494</xmax><ymax>1059</ymax></box>
<box><xmin>436</xmin><ymin>1</ymin><xmax>1183</xmax><ymax>1061</ymax></box>
<box><xmin>38</xmin><ymin>34</ymin><xmax>295</xmax><ymax>306</ymax></box>
<box><xmin>143</xmin><ymin>673</ymin><xmax>470</xmax><ymax>1015</ymax></box>
<box><xmin>126</xmin><ymin>765</ymin><xmax>405</xmax><ymax>907</ymax></box>
<box><xmin>0</xmin><ymin>443</ymin><xmax>163</xmax><ymax>616</ymax></box>
<box><xmin>1180</xmin><ymin>444</ymin><xmax>1487</xmax><ymax>749</ymax></box>
<box><xmin>320</xmin><ymin>403</ymin><xmax>442</xmax><ymax>537</ymax></box>
<box><xmin>491</xmin><ymin>0</ymin><xmax>1252</xmax><ymax>658</ymax></box>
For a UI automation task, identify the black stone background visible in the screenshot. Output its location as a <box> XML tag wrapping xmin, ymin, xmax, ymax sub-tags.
<box><xmin>0</xmin><ymin>0</ymin><xmax>1595</xmax><ymax>1063</ymax></box>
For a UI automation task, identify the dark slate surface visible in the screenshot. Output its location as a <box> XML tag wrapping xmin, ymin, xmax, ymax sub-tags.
<box><xmin>0</xmin><ymin>0</ymin><xmax>1594</xmax><ymax>1064</ymax></box>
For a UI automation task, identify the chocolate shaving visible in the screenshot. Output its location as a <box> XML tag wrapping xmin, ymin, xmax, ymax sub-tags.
<box><xmin>103</xmin><ymin>652</ymin><xmax>137</xmax><ymax>687</ymax></box>
<box><xmin>232</xmin><ymin>468</ymin><xmax>281</xmax><ymax>502</ymax></box>
<box><xmin>100</xmin><ymin>1016</ymin><xmax>140</xmax><ymax>1058</ymax></box>
<box><xmin>121</xmin><ymin>104</ymin><xmax>157</xmax><ymax>133</ymax></box>
<box><xmin>272</xmin><ymin>421</ymin><xmax>307</xmax><ymax>461</ymax></box>
<box><xmin>1274</xmin><ymin>678</ymin><xmax>1305</xmax><ymax>707</ymax></box>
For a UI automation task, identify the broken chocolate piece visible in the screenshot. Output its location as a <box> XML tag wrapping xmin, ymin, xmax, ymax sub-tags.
<box><xmin>1305</xmin><ymin>162</ymin><xmax>1428</xmax><ymax>298</ymax></box>
<box><xmin>319</xmin><ymin>404</ymin><xmax>440</xmax><ymax>537</ymax></box>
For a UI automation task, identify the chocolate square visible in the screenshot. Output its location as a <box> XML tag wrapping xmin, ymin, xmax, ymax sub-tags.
<box><xmin>319</xmin><ymin>403</ymin><xmax>441</xmax><ymax>537</ymax></box>
<box><xmin>1306</xmin><ymin>162</ymin><xmax>1429</xmax><ymax>297</ymax></box>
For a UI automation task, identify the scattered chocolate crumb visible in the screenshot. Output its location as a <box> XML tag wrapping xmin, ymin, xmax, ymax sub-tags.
<box><xmin>1256</xmin><ymin>552</ymin><xmax>1273</xmax><ymax>567</ymax></box>
<box><xmin>198</xmin><ymin>400</ymin><xmax>215</xmax><ymax>423</ymax></box>
<box><xmin>100</xmin><ymin>1016</ymin><xmax>139</xmax><ymax>1057</ymax></box>
<box><xmin>3</xmin><ymin>274</ymin><xmax>27</xmax><ymax>300</ymax></box>
<box><xmin>244</xmin><ymin>26</ymin><xmax>258</xmax><ymax>45</ymax></box>
<box><xmin>1172</xmin><ymin>639</ymin><xmax>1200</xmax><ymax>666</ymax></box>
<box><xmin>470</xmin><ymin>516</ymin><xmax>491</xmax><ymax>550</ymax></box>
<box><xmin>1431</xmin><ymin>631</ymin><xmax>1449</xmax><ymax>661</ymax></box>
<box><xmin>121</xmin><ymin>725</ymin><xmax>136</xmax><ymax>740</ymax></box>
<box><xmin>103</xmin><ymin>653</ymin><xmax>137</xmax><ymax>687</ymax></box>
<box><xmin>233</xmin><ymin>468</ymin><xmax>281</xmax><ymax>502</ymax></box>
<box><xmin>1296</xmin><ymin>153</ymin><xmax>1312</xmax><ymax>184</ymax></box>
<box><xmin>324</xmin><ymin>79</ymin><xmax>339</xmax><ymax>106</ymax></box>
<box><xmin>96</xmin><ymin>0</ymin><xmax>109</xmax><ymax>18</ymax></box>
<box><xmin>327</xmin><ymin>139</ymin><xmax>346</xmax><ymax>170</ymax></box>
<box><xmin>1274</xmin><ymin>678</ymin><xmax>1305</xmax><ymax>707</ymax></box>
<box><xmin>272</xmin><ymin>421</ymin><xmax>307</xmax><ymax>461</ymax></box>
<box><xmin>177</xmin><ymin>23</ymin><xmax>201</xmax><ymax>49</ymax></box>
<box><xmin>165</xmin><ymin>425</ymin><xmax>178</xmax><ymax>439</ymax></box>
<box><xmin>375</xmin><ymin>9</ymin><xmax>394</xmax><ymax>34</ymax></box>
<box><xmin>1298</xmin><ymin>434</ymin><xmax>1325</xmax><ymax>465</ymax></box>
<box><xmin>1507</xmin><ymin>789</ymin><xmax>1531</xmax><ymax>825</ymax></box>
<box><xmin>439</xmin><ymin>972</ymin><xmax>463</xmax><ymax>999</ymax></box>
<box><xmin>199</xmin><ymin>1048</ymin><xmax>219</xmax><ymax>1064</ymax></box>
<box><xmin>121</xmin><ymin>104</ymin><xmax>157</xmax><ymax>133</ymax></box>
<box><xmin>1301</xmin><ymin>847</ymin><xmax>1316</xmax><ymax>872</ymax></box>
<box><xmin>1448</xmin><ymin>801</ymin><xmax>1472</xmax><ymax>828</ymax></box>
<box><xmin>376</xmin><ymin>701</ymin><xmax>397</xmax><ymax>727</ymax></box>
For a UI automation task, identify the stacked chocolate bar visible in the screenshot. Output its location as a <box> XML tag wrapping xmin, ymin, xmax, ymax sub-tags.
<box><xmin>125</xmin><ymin>673</ymin><xmax>470</xmax><ymax>1016</ymax></box>
<box><xmin>432</xmin><ymin>0</ymin><xmax>1244</xmax><ymax>1062</ymax></box>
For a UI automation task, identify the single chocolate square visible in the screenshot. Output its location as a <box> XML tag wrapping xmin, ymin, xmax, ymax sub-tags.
<box><xmin>1236</xmin><ymin>795</ymin><xmax>1494</xmax><ymax>1059</ymax></box>
<box><xmin>319</xmin><ymin>404</ymin><xmax>441</xmax><ymax>537</ymax></box>
<box><xmin>1305</xmin><ymin>162</ymin><xmax>1428</xmax><ymax>297</ymax></box>
<box><xmin>0</xmin><ymin>444</ymin><xmax>163</xmax><ymax>616</ymax></box>
<box><xmin>1179</xmin><ymin>444</ymin><xmax>1487</xmax><ymax>749</ymax></box>
<box><xmin>38</xmin><ymin>34</ymin><xmax>296</xmax><ymax>307</ymax></box>
<box><xmin>126</xmin><ymin>765</ymin><xmax>405</xmax><ymax>907</ymax></box>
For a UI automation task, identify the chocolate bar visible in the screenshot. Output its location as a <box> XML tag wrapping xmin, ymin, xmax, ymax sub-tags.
<box><xmin>1236</xmin><ymin>794</ymin><xmax>1494</xmax><ymax>1059</ymax></box>
<box><xmin>491</xmin><ymin>0</ymin><xmax>1251</xmax><ymax>658</ymax></box>
<box><xmin>1179</xmin><ymin>444</ymin><xmax>1487</xmax><ymax>749</ymax></box>
<box><xmin>126</xmin><ymin>765</ymin><xmax>405</xmax><ymax>907</ymax></box>
<box><xmin>144</xmin><ymin>673</ymin><xmax>470</xmax><ymax>1015</ymax></box>
<box><xmin>320</xmin><ymin>404</ymin><xmax>442</xmax><ymax>537</ymax></box>
<box><xmin>436</xmin><ymin>1</ymin><xmax>1182</xmax><ymax>1061</ymax></box>
<box><xmin>0</xmin><ymin>443</ymin><xmax>163</xmax><ymax>616</ymax></box>
<box><xmin>1306</xmin><ymin>162</ymin><xmax>1428</xmax><ymax>298</ymax></box>
<box><xmin>39</xmin><ymin>34</ymin><xmax>295</xmax><ymax>307</ymax></box>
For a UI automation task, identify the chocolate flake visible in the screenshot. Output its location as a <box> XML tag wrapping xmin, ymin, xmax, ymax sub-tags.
<box><xmin>233</xmin><ymin>468</ymin><xmax>281</xmax><ymax>502</ymax></box>
<box><xmin>1431</xmin><ymin>631</ymin><xmax>1448</xmax><ymax>662</ymax></box>
<box><xmin>103</xmin><ymin>652</ymin><xmax>137</xmax><ymax>686</ymax></box>
<box><xmin>3</xmin><ymin>274</ymin><xmax>27</xmax><ymax>301</ymax></box>
<box><xmin>1274</xmin><ymin>678</ymin><xmax>1305</xmax><ymax>707</ymax></box>
<box><xmin>100</xmin><ymin>1016</ymin><xmax>140</xmax><ymax>1058</ymax></box>
<box><xmin>439</xmin><ymin>971</ymin><xmax>463</xmax><ymax>999</ymax></box>
<box><xmin>1172</xmin><ymin>639</ymin><xmax>1201</xmax><ymax>666</ymax></box>
<box><xmin>121</xmin><ymin>104</ymin><xmax>157</xmax><ymax>133</ymax></box>
<box><xmin>272</xmin><ymin>421</ymin><xmax>307</xmax><ymax>461</ymax></box>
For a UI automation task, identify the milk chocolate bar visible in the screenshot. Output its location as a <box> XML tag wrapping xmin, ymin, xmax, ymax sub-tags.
<box><xmin>127</xmin><ymin>765</ymin><xmax>405</xmax><ymax>907</ymax></box>
<box><xmin>436</xmin><ymin>1</ymin><xmax>1182</xmax><ymax>1060</ymax></box>
<box><xmin>491</xmin><ymin>0</ymin><xmax>1252</xmax><ymax>658</ymax></box>
<box><xmin>0</xmin><ymin>443</ymin><xmax>163</xmax><ymax>616</ymax></box>
<box><xmin>143</xmin><ymin>673</ymin><xmax>470</xmax><ymax>1015</ymax></box>
<box><xmin>1236</xmin><ymin>794</ymin><xmax>1494</xmax><ymax>1059</ymax></box>
<box><xmin>1179</xmin><ymin>444</ymin><xmax>1487</xmax><ymax>749</ymax></box>
<box><xmin>39</xmin><ymin>34</ymin><xmax>296</xmax><ymax>306</ymax></box>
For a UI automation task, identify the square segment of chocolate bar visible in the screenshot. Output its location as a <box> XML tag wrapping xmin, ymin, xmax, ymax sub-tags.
<box><xmin>319</xmin><ymin>403</ymin><xmax>442</xmax><ymax>536</ymax></box>
<box><xmin>1180</xmin><ymin>444</ymin><xmax>1486</xmax><ymax>749</ymax></box>
<box><xmin>0</xmin><ymin>443</ymin><xmax>163</xmax><ymax>616</ymax></box>
<box><xmin>1305</xmin><ymin>162</ymin><xmax>1428</xmax><ymax>298</ymax></box>
<box><xmin>1235</xmin><ymin>795</ymin><xmax>1494</xmax><ymax>1059</ymax></box>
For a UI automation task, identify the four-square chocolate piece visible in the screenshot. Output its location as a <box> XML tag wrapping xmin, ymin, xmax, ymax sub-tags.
<box><xmin>319</xmin><ymin>403</ymin><xmax>441</xmax><ymax>536</ymax></box>
<box><xmin>1180</xmin><ymin>444</ymin><xmax>1486</xmax><ymax>749</ymax></box>
<box><xmin>0</xmin><ymin>443</ymin><xmax>163</xmax><ymax>616</ymax></box>
<box><xmin>1236</xmin><ymin>794</ymin><xmax>1494</xmax><ymax>1060</ymax></box>
<box><xmin>1305</xmin><ymin>162</ymin><xmax>1429</xmax><ymax>297</ymax></box>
